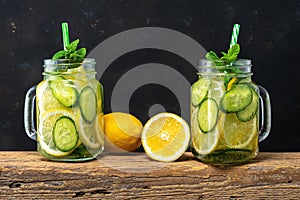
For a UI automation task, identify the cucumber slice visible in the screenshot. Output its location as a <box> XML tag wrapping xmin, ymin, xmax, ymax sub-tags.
<box><xmin>49</xmin><ymin>77</ymin><xmax>78</xmax><ymax>107</ymax></box>
<box><xmin>53</xmin><ymin>116</ymin><xmax>78</xmax><ymax>152</ymax></box>
<box><xmin>79</xmin><ymin>86</ymin><xmax>97</xmax><ymax>123</ymax></box>
<box><xmin>191</xmin><ymin>77</ymin><xmax>211</xmax><ymax>106</ymax></box>
<box><xmin>198</xmin><ymin>98</ymin><xmax>219</xmax><ymax>133</ymax></box>
<box><xmin>237</xmin><ymin>88</ymin><xmax>259</xmax><ymax>122</ymax></box>
<box><xmin>220</xmin><ymin>83</ymin><xmax>253</xmax><ymax>113</ymax></box>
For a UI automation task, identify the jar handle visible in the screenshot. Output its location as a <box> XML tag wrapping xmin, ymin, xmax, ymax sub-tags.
<box><xmin>257</xmin><ymin>85</ymin><xmax>271</xmax><ymax>142</ymax></box>
<box><xmin>24</xmin><ymin>85</ymin><xmax>37</xmax><ymax>141</ymax></box>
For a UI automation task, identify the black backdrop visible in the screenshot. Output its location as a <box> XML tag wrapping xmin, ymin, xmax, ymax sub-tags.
<box><xmin>0</xmin><ymin>0</ymin><xmax>299</xmax><ymax>151</ymax></box>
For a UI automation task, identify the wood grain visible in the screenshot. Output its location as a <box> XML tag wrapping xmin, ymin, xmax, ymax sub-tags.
<box><xmin>0</xmin><ymin>152</ymin><xmax>299</xmax><ymax>199</ymax></box>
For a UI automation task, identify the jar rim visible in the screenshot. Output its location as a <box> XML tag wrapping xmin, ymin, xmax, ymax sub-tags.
<box><xmin>197</xmin><ymin>58</ymin><xmax>252</xmax><ymax>75</ymax></box>
<box><xmin>43</xmin><ymin>58</ymin><xmax>96</xmax><ymax>67</ymax></box>
<box><xmin>198</xmin><ymin>58</ymin><xmax>251</xmax><ymax>67</ymax></box>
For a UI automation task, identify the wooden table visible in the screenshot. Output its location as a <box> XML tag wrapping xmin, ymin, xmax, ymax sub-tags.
<box><xmin>0</xmin><ymin>152</ymin><xmax>299</xmax><ymax>199</ymax></box>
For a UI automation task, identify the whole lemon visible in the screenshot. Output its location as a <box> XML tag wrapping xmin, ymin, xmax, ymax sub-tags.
<box><xmin>102</xmin><ymin>112</ymin><xmax>143</xmax><ymax>152</ymax></box>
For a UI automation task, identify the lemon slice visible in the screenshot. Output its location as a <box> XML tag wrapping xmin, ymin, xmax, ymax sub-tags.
<box><xmin>223</xmin><ymin>113</ymin><xmax>258</xmax><ymax>149</ymax></box>
<box><xmin>78</xmin><ymin>114</ymin><xmax>104</xmax><ymax>149</ymax></box>
<box><xmin>36</xmin><ymin>81</ymin><xmax>67</xmax><ymax>113</ymax></box>
<box><xmin>192</xmin><ymin>109</ymin><xmax>225</xmax><ymax>155</ymax></box>
<box><xmin>227</xmin><ymin>77</ymin><xmax>238</xmax><ymax>91</ymax></box>
<box><xmin>191</xmin><ymin>78</ymin><xmax>226</xmax><ymax>155</ymax></box>
<box><xmin>141</xmin><ymin>112</ymin><xmax>190</xmax><ymax>162</ymax></box>
<box><xmin>208</xmin><ymin>77</ymin><xmax>226</xmax><ymax>103</ymax></box>
<box><xmin>66</xmin><ymin>66</ymin><xmax>87</xmax><ymax>82</ymax></box>
<box><xmin>38</xmin><ymin>109</ymin><xmax>79</xmax><ymax>157</ymax></box>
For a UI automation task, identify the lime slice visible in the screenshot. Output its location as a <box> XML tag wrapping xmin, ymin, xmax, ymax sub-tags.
<box><xmin>223</xmin><ymin>113</ymin><xmax>258</xmax><ymax>149</ymax></box>
<box><xmin>38</xmin><ymin>109</ymin><xmax>79</xmax><ymax>157</ymax></box>
<box><xmin>78</xmin><ymin>115</ymin><xmax>104</xmax><ymax>149</ymax></box>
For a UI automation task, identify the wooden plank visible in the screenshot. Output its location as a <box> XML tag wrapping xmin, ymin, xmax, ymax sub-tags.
<box><xmin>0</xmin><ymin>152</ymin><xmax>299</xmax><ymax>199</ymax></box>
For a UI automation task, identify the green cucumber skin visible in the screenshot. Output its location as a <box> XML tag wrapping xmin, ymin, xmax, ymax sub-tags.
<box><xmin>191</xmin><ymin>77</ymin><xmax>211</xmax><ymax>106</ymax></box>
<box><xmin>219</xmin><ymin>83</ymin><xmax>253</xmax><ymax>113</ymax></box>
<box><xmin>236</xmin><ymin>87</ymin><xmax>259</xmax><ymax>122</ymax></box>
<box><xmin>79</xmin><ymin>86</ymin><xmax>97</xmax><ymax>123</ymax></box>
<box><xmin>49</xmin><ymin>78</ymin><xmax>79</xmax><ymax>107</ymax></box>
<box><xmin>198</xmin><ymin>98</ymin><xmax>219</xmax><ymax>133</ymax></box>
<box><xmin>53</xmin><ymin>116</ymin><xmax>78</xmax><ymax>152</ymax></box>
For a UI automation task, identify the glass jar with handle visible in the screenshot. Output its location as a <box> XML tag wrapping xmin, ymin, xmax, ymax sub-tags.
<box><xmin>190</xmin><ymin>59</ymin><xmax>271</xmax><ymax>165</ymax></box>
<box><xmin>24</xmin><ymin>58</ymin><xmax>104</xmax><ymax>161</ymax></box>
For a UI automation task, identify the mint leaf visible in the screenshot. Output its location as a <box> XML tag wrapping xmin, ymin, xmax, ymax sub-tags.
<box><xmin>52</xmin><ymin>39</ymin><xmax>86</xmax><ymax>69</ymax></box>
<box><xmin>206</xmin><ymin>51</ymin><xmax>220</xmax><ymax>61</ymax></box>
<box><xmin>205</xmin><ymin>44</ymin><xmax>241</xmax><ymax>86</ymax></box>
<box><xmin>221</xmin><ymin>44</ymin><xmax>240</xmax><ymax>64</ymax></box>
<box><xmin>52</xmin><ymin>50</ymin><xmax>67</xmax><ymax>60</ymax></box>
<box><xmin>66</xmin><ymin>39</ymin><xmax>79</xmax><ymax>53</ymax></box>
<box><xmin>228</xmin><ymin>44</ymin><xmax>240</xmax><ymax>57</ymax></box>
<box><xmin>76</xmin><ymin>48</ymin><xmax>86</xmax><ymax>58</ymax></box>
<box><xmin>205</xmin><ymin>44</ymin><xmax>240</xmax><ymax>66</ymax></box>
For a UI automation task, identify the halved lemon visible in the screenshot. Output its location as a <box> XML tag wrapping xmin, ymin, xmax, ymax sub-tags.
<box><xmin>103</xmin><ymin>112</ymin><xmax>143</xmax><ymax>152</ymax></box>
<box><xmin>141</xmin><ymin>112</ymin><xmax>190</xmax><ymax>162</ymax></box>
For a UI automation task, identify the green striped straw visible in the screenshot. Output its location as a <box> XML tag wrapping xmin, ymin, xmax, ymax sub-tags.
<box><xmin>230</xmin><ymin>23</ymin><xmax>240</xmax><ymax>47</ymax></box>
<box><xmin>61</xmin><ymin>22</ymin><xmax>70</xmax><ymax>51</ymax></box>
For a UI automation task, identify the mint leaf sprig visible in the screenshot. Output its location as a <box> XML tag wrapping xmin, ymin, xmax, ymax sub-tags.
<box><xmin>206</xmin><ymin>43</ymin><xmax>240</xmax><ymax>66</ymax></box>
<box><xmin>205</xmin><ymin>44</ymin><xmax>241</xmax><ymax>86</ymax></box>
<box><xmin>52</xmin><ymin>39</ymin><xmax>86</xmax><ymax>68</ymax></box>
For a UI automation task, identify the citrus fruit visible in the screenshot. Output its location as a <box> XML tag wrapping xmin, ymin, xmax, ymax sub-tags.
<box><xmin>103</xmin><ymin>112</ymin><xmax>143</xmax><ymax>152</ymax></box>
<box><xmin>141</xmin><ymin>112</ymin><xmax>190</xmax><ymax>162</ymax></box>
<box><xmin>38</xmin><ymin>109</ymin><xmax>80</xmax><ymax>157</ymax></box>
<box><xmin>208</xmin><ymin>77</ymin><xmax>226</xmax><ymax>103</ymax></box>
<box><xmin>191</xmin><ymin>78</ymin><xmax>226</xmax><ymax>155</ymax></box>
<box><xmin>78</xmin><ymin>114</ymin><xmax>104</xmax><ymax>149</ymax></box>
<box><xmin>223</xmin><ymin>113</ymin><xmax>258</xmax><ymax>149</ymax></box>
<box><xmin>226</xmin><ymin>77</ymin><xmax>238</xmax><ymax>91</ymax></box>
<box><xmin>65</xmin><ymin>66</ymin><xmax>88</xmax><ymax>82</ymax></box>
<box><xmin>191</xmin><ymin>110</ymin><xmax>225</xmax><ymax>155</ymax></box>
<box><xmin>36</xmin><ymin>81</ymin><xmax>67</xmax><ymax>113</ymax></box>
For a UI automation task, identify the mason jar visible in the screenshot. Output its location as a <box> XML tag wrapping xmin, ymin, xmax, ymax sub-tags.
<box><xmin>190</xmin><ymin>59</ymin><xmax>271</xmax><ymax>165</ymax></box>
<box><xmin>24</xmin><ymin>58</ymin><xmax>104</xmax><ymax>161</ymax></box>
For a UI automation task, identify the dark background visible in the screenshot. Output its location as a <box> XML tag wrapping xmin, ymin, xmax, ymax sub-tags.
<box><xmin>0</xmin><ymin>0</ymin><xmax>299</xmax><ymax>151</ymax></box>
